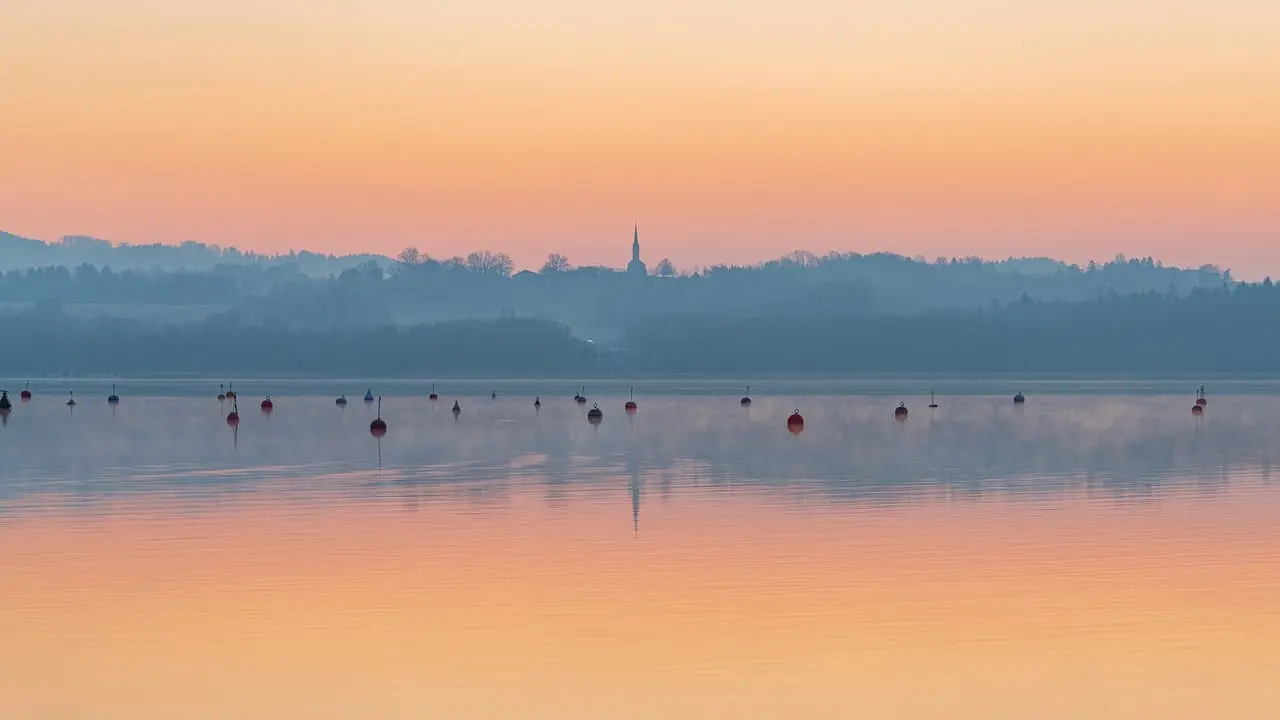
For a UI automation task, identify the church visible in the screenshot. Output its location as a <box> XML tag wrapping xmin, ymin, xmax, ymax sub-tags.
<box><xmin>627</xmin><ymin>224</ymin><xmax>647</xmax><ymax>276</ymax></box>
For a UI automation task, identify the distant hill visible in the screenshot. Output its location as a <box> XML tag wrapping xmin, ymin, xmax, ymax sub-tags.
<box><xmin>0</xmin><ymin>231</ymin><xmax>390</xmax><ymax>276</ymax></box>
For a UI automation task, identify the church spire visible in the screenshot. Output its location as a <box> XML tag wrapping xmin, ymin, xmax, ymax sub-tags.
<box><xmin>628</xmin><ymin>223</ymin><xmax>647</xmax><ymax>275</ymax></box>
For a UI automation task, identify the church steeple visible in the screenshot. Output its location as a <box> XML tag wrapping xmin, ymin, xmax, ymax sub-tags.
<box><xmin>627</xmin><ymin>223</ymin><xmax>647</xmax><ymax>275</ymax></box>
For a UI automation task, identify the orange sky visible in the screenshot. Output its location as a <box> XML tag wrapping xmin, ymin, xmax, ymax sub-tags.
<box><xmin>2</xmin><ymin>1</ymin><xmax>1278</xmax><ymax>273</ymax></box>
<box><xmin>2</xmin><ymin>481</ymin><xmax>1279</xmax><ymax>718</ymax></box>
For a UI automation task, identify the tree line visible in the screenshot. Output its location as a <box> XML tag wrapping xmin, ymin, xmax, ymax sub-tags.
<box><xmin>6</xmin><ymin>281</ymin><xmax>1280</xmax><ymax>375</ymax></box>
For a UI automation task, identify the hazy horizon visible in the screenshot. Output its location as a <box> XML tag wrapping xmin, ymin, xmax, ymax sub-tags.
<box><xmin>0</xmin><ymin>227</ymin><xmax>1251</xmax><ymax>279</ymax></box>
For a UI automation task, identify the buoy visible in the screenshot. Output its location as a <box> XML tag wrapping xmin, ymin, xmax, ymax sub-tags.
<box><xmin>0</xmin><ymin>391</ymin><xmax>11</xmax><ymax>411</ymax></box>
<box><xmin>452</xmin><ymin>400</ymin><xmax>461</xmax><ymax>415</ymax></box>
<box><xmin>364</xmin><ymin>388</ymin><xmax>374</xmax><ymax>403</ymax></box>
<box><xmin>217</xmin><ymin>383</ymin><xmax>225</xmax><ymax>400</ymax></box>
<box><xmin>534</xmin><ymin>397</ymin><xmax>541</xmax><ymax>409</ymax></box>
<box><xmin>429</xmin><ymin>384</ymin><xmax>438</xmax><ymax>401</ymax></box>
<box><xmin>1196</xmin><ymin>385</ymin><xmax>1207</xmax><ymax>407</ymax></box>
<box><xmin>894</xmin><ymin>402</ymin><xmax>908</xmax><ymax>421</ymax></box>
<box><xmin>1013</xmin><ymin>392</ymin><xmax>1026</xmax><ymax>405</ymax></box>
<box><xmin>740</xmin><ymin>385</ymin><xmax>752</xmax><ymax>407</ymax></box>
<box><xmin>625</xmin><ymin>386</ymin><xmax>637</xmax><ymax>413</ymax></box>
<box><xmin>787</xmin><ymin>409</ymin><xmax>804</xmax><ymax>434</ymax></box>
<box><xmin>370</xmin><ymin>396</ymin><xmax>387</xmax><ymax>437</ymax></box>
<box><xmin>225</xmin><ymin>383</ymin><xmax>236</xmax><ymax>400</ymax></box>
<box><xmin>587</xmin><ymin>403</ymin><xmax>603</xmax><ymax>424</ymax></box>
<box><xmin>928</xmin><ymin>390</ymin><xmax>938</xmax><ymax>409</ymax></box>
<box><xmin>491</xmin><ymin>389</ymin><xmax>497</xmax><ymax>400</ymax></box>
<box><xmin>66</xmin><ymin>391</ymin><xmax>76</xmax><ymax>407</ymax></box>
<box><xmin>21</xmin><ymin>381</ymin><xmax>31</xmax><ymax>401</ymax></box>
<box><xmin>261</xmin><ymin>396</ymin><xmax>274</xmax><ymax>411</ymax></box>
<box><xmin>108</xmin><ymin>383</ymin><xmax>120</xmax><ymax>405</ymax></box>
<box><xmin>227</xmin><ymin>401</ymin><xmax>240</xmax><ymax>426</ymax></box>
<box><xmin>575</xmin><ymin>386</ymin><xmax>587</xmax><ymax>404</ymax></box>
<box><xmin>336</xmin><ymin>394</ymin><xmax>348</xmax><ymax>406</ymax></box>
<box><xmin>1192</xmin><ymin>404</ymin><xmax>1204</xmax><ymax>415</ymax></box>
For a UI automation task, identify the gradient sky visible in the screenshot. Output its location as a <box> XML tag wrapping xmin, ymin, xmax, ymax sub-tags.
<box><xmin>3</xmin><ymin>1</ymin><xmax>1278</xmax><ymax>273</ymax></box>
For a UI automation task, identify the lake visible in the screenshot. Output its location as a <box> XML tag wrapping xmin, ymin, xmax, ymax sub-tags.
<box><xmin>2</xmin><ymin>386</ymin><xmax>1278</xmax><ymax>718</ymax></box>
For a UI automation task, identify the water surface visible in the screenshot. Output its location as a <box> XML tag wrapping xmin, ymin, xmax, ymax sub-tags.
<box><xmin>2</xmin><ymin>392</ymin><xmax>1278</xmax><ymax>718</ymax></box>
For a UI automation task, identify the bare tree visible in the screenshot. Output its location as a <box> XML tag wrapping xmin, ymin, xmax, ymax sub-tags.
<box><xmin>466</xmin><ymin>250</ymin><xmax>514</xmax><ymax>277</ymax></box>
<box><xmin>396</xmin><ymin>247</ymin><xmax>422</xmax><ymax>266</ymax></box>
<box><xmin>655</xmin><ymin>258</ymin><xmax>676</xmax><ymax>277</ymax></box>
<box><xmin>540</xmin><ymin>253</ymin><xmax>571</xmax><ymax>273</ymax></box>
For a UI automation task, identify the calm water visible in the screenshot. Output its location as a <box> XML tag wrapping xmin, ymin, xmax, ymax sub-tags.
<box><xmin>2</xmin><ymin>388</ymin><xmax>1279</xmax><ymax>718</ymax></box>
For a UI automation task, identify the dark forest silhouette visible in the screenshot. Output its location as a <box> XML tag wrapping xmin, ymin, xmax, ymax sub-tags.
<box><xmin>2</xmin><ymin>229</ymin><xmax>1272</xmax><ymax>375</ymax></box>
<box><xmin>5</xmin><ymin>282</ymin><xmax>1280</xmax><ymax>375</ymax></box>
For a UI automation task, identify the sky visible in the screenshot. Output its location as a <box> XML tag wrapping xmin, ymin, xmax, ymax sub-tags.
<box><xmin>2</xmin><ymin>1</ymin><xmax>1278</xmax><ymax>274</ymax></box>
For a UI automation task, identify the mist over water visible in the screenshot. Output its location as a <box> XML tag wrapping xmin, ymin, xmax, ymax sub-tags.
<box><xmin>2</xmin><ymin>387</ymin><xmax>1278</xmax><ymax>718</ymax></box>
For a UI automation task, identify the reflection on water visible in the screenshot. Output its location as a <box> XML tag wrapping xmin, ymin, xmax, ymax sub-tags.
<box><xmin>1</xmin><ymin>394</ymin><xmax>1279</xmax><ymax>718</ymax></box>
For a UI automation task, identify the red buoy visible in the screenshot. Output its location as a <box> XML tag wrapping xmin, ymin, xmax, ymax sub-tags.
<box><xmin>370</xmin><ymin>397</ymin><xmax>388</xmax><ymax>436</ymax></box>
<box><xmin>20</xmin><ymin>382</ymin><xmax>31</xmax><ymax>401</ymax></box>
<box><xmin>625</xmin><ymin>386</ymin><xmax>637</xmax><ymax>413</ymax></box>
<box><xmin>787</xmin><ymin>409</ymin><xmax>804</xmax><ymax>434</ymax></box>
<box><xmin>261</xmin><ymin>396</ymin><xmax>274</xmax><ymax>411</ymax></box>
<box><xmin>1196</xmin><ymin>398</ymin><xmax>1207</xmax><ymax>407</ymax></box>
<box><xmin>1192</xmin><ymin>404</ymin><xmax>1203</xmax><ymax>416</ymax></box>
<box><xmin>894</xmin><ymin>402</ymin><xmax>908</xmax><ymax>421</ymax></box>
<box><xmin>227</xmin><ymin>411</ymin><xmax>240</xmax><ymax>426</ymax></box>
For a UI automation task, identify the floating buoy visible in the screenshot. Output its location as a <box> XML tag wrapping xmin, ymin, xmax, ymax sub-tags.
<box><xmin>575</xmin><ymin>386</ymin><xmax>587</xmax><ymax>404</ymax></box>
<box><xmin>491</xmin><ymin>389</ymin><xmax>497</xmax><ymax>400</ymax></box>
<box><xmin>928</xmin><ymin>390</ymin><xmax>938</xmax><ymax>409</ymax></box>
<box><xmin>370</xmin><ymin>396</ymin><xmax>387</xmax><ymax>437</ymax></box>
<box><xmin>66</xmin><ymin>391</ymin><xmax>76</xmax><ymax>407</ymax></box>
<box><xmin>587</xmin><ymin>403</ymin><xmax>603</xmax><ymax>424</ymax></box>
<box><xmin>1192</xmin><ymin>404</ymin><xmax>1204</xmax><ymax>416</ymax></box>
<box><xmin>336</xmin><ymin>394</ymin><xmax>347</xmax><ymax>406</ymax></box>
<box><xmin>107</xmin><ymin>383</ymin><xmax>120</xmax><ymax>405</ymax></box>
<box><xmin>1196</xmin><ymin>385</ymin><xmax>1207</xmax><ymax>407</ymax></box>
<box><xmin>894</xmin><ymin>402</ymin><xmax>908</xmax><ymax>421</ymax></box>
<box><xmin>1013</xmin><ymin>392</ymin><xmax>1026</xmax><ymax>405</ymax></box>
<box><xmin>225</xmin><ymin>383</ymin><xmax>236</xmax><ymax>400</ymax></box>
<box><xmin>0</xmin><ymin>391</ymin><xmax>11</xmax><ymax>411</ymax></box>
<box><xmin>364</xmin><ymin>388</ymin><xmax>374</xmax><ymax>403</ymax></box>
<box><xmin>740</xmin><ymin>385</ymin><xmax>752</xmax><ymax>407</ymax></box>
<box><xmin>1196</xmin><ymin>398</ymin><xmax>1207</xmax><ymax>408</ymax></box>
<box><xmin>21</xmin><ymin>381</ymin><xmax>32</xmax><ymax>401</ymax></box>
<box><xmin>787</xmin><ymin>409</ymin><xmax>804</xmax><ymax>434</ymax></box>
<box><xmin>261</xmin><ymin>396</ymin><xmax>274</xmax><ymax>411</ymax></box>
<box><xmin>227</xmin><ymin>401</ymin><xmax>240</xmax><ymax>426</ymax></box>
<box><xmin>534</xmin><ymin>397</ymin><xmax>541</xmax><ymax>410</ymax></box>
<box><xmin>625</xmin><ymin>386</ymin><xmax>637</xmax><ymax>413</ymax></box>
<box><xmin>452</xmin><ymin>400</ymin><xmax>461</xmax><ymax>415</ymax></box>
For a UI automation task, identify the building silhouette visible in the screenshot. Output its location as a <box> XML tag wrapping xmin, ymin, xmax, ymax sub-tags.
<box><xmin>627</xmin><ymin>225</ymin><xmax>647</xmax><ymax>276</ymax></box>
